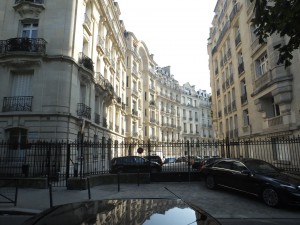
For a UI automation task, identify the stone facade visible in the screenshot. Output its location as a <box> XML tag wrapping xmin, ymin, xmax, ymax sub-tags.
<box><xmin>0</xmin><ymin>0</ymin><xmax>213</xmax><ymax>150</ymax></box>
<box><xmin>208</xmin><ymin>0</ymin><xmax>300</xmax><ymax>140</ymax></box>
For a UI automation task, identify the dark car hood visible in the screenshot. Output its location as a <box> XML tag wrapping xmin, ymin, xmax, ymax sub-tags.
<box><xmin>22</xmin><ymin>198</ymin><xmax>221</xmax><ymax>225</ymax></box>
<box><xmin>258</xmin><ymin>172</ymin><xmax>300</xmax><ymax>185</ymax></box>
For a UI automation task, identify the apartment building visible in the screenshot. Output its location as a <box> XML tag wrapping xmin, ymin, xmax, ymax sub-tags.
<box><xmin>208</xmin><ymin>0</ymin><xmax>300</xmax><ymax>140</ymax></box>
<box><xmin>0</xmin><ymin>0</ymin><xmax>213</xmax><ymax>150</ymax></box>
<box><xmin>180</xmin><ymin>83</ymin><xmax>213</xmax><ymax>142</ymax></box>
<box><xmin>0</xmin><ymin>0</ymin><xmax>127</xmax><ymax>144</ymax></box>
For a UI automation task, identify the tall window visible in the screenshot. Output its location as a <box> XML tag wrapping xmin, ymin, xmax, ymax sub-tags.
<box><xmin>11</xmin><ymin>72</ymin><xmax>33</xmax><ymax>96</ymax></box>
<box><xmin>243</xmin><ymin>109</ymin><xmax>249</xmax><ymax>126</ymax></box>
<box><xmin>21</xmin><ymin>22</ymin><xmax>38</xmax><ymax>38</ymax></box>
<box><xmin>255</xmin><ymin>53</ymin><xmax>268</xmax><ymax>76</ymax></box>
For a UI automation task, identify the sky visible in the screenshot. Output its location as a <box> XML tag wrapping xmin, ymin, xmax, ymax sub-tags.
<box><xmin>116</xmin><ymin>0</ymin><xmax>217</xmax><ymax>92</ymax></box>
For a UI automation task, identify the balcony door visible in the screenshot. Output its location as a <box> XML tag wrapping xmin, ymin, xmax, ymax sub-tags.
<box><xmin>21</xmin><ymin>23</ymin><xmax>38</xmax><ymax>38</ymax></box>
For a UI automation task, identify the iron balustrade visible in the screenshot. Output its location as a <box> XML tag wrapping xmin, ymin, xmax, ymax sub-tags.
<box><xmin>79</xmin><ymin>52</ymin><xmax>94</xmax><ymax>72</ymax></box>
<box><xmin>0</xmin><ymin>38</ymin><xmax>46</xmax><ymax>54</ymax></box>
<box><xmin>2</xmin><ymin>96</ymin><xmax>33</xmax><ymax>112</ymax></box>
<box><xmin>15</xmin><ymin>0</ymin><xmax>44</xmax><ymax>4</ymax></box>
<box><xmin>94</xmin><ymin>113</ymin><xmax>100</xmax><ymax>125</ymax></box>
<box><xmin>77</xmin><ymin>103</ymin><xmax>91</xmax><ymax>119</ymax></box>
<box><xmin>238</xmin><ymin>62</ymin><xmax>245</xmax><ymax>75</ymax></box>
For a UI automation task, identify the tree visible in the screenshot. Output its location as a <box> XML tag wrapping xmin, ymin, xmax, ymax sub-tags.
<box><xmin>250</xmin><ymin>0</ymin><xmax>300</xmax><ymax>67</ymax></box>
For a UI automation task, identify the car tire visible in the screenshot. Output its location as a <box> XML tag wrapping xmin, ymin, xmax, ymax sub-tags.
<box><xmin>206</xmin><ymin>175</ymin><xmax>216</xmax><ymax>189</ymax></box>
<box><xmin>262</xmin><ymin>187</ymin><xmax>280</xmax><ymax>207</ymax></box>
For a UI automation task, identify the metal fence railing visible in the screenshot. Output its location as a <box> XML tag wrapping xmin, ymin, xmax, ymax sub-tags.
<box><xmin>0</xmin><ymin>136</ymin><xmax>300</xmax><ymax>186</ymax></box>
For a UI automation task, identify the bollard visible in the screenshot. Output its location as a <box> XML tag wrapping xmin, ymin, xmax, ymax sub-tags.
<box><xmin>117</xmin><ymin>172</ymin><xmax>120</xmax><ymax>192</ymax></box>
<box><xmin>49</xmin><ymin>183</ymin><xmax>53</xmax><ymax>208</ymax></box>
<box><xmin>137</xmin><ymin>169</ymin><xmax>140</xmax><ymax>186</ymax></box>
<box><xmin>87</xmin><ymin>178</ymin><xmax>91</xmax><ymax>200</ymax></box>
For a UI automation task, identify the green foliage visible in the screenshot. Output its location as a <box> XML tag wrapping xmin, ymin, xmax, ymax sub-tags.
<box><xmin>250</xmin><ymin>0</ymin><xmax>300</xmax><ymax>67</ymax></box>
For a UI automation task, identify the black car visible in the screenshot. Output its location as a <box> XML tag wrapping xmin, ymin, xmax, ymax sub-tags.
<box><xmin>22</xmin><ymin>199</ymin><xmax>221</xmax><ymax>225</ymax></box>
<box><xmin>143</xmin><ymin>155</ymin><xmax>163</xmax><ymax>166</ymax></box>
<box><xmin>201</xmin><ymin>158</ymin><xmax>300</xmax><ymax>207</ymax></box>
<box><xmin>110</xmin><ymin>156</ymin><xmax>162</xmax><ymax>173</ymax></box>
<box><xmin>192</xmin><ymin>156</ymin><xmax>222</xmax><ymax>171</ymax></box>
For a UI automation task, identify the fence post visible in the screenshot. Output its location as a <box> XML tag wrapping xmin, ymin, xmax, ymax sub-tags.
<box><xmin>187</xmin><ymin>140</ymin><xmax>191</xmax><ymax>183</ymax></box>
<box><xmin>225</xmin><ymin>137</ymin><xmax>230</xmax><ymax>158</ymax></box>
<box><xmin>49</xmin><ymin>182</ymin><xmax>53</xmax><ymax>208</ymax></box>
<box><xmin>66</xmin><ymin>143</ymin><xmax>70</xmax><ymax>181</ymax></box>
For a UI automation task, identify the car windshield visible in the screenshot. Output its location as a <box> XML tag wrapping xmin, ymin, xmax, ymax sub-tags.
<box><xmin>244</xmin><ymin>160</ymin><xmax>279</xmax><ymax>174</ymax></box>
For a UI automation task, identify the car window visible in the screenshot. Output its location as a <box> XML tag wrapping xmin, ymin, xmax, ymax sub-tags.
<box><xmin>214</xmin><ymin>161</ymin><xmax>231</xmax><ymax>169</ymax></box>
<box><xmin>135</xmin><ymin>157</ymin><xmax>145</xmax><ymax>164</ymax></box>
<box><xmin>231</xmin><ymin>161</ymin><xmax>247</xmax><ymax>171</ymax></box>
<box><xmin>245</xmin><ymin>160</ymin><xmax>278</xmax><ymax>173</ymax></box>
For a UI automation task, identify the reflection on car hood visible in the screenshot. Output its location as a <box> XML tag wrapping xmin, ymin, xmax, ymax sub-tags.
<box><xmin>22</xmin><ymin>198</ymin><xmax>221</xmax><ymax>225</ymax></box>
<box><xmin>259</xmin><ymin>172</ymin><xmax>300</xmax><ymax>185</ymax></box>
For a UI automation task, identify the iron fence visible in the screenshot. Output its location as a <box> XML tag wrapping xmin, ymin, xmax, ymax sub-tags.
<box><xmin>0</xmin><ymin>136</ymin><xmax>300</xmax><ymax>186</ymax></box>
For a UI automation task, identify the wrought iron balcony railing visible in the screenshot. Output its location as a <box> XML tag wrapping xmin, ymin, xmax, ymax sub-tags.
<box><xmin>95</xmin><ymin>112</ymin><xmax>100</xmax><ymax>125</ymax></box>
<box><xmin>0</xmin><ymin>38</ymin><xmax>47</xmax><ymax>54</ymax></box>
<box><xmin>15</xmin><ymin>0</ymin><xmax>44</xmax><ymax>4</ymax></box>
<box><xmin>77</xmin><ymin>103</ymin><xmax>91</xmax><ymax>119</ymax></box>
<box><xmin>79</xmin><ymin>52</ymin><xmax>94</xmax><ymax>72</ymax></box>
<box><xmin>2</xmin><ymin>96</ymin><xmax>33</xmax><ymax>112</ymax></box>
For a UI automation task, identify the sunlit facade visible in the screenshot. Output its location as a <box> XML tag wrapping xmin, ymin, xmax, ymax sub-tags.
<box><xmin>208</xmin><ymin>0</ymin><xmax>300</xmax><ymax>141</ymax></box>
<box><xmin>0</xmin><ymin>0</ymin><xmax>212</xmax><ymax>147</ymax></box>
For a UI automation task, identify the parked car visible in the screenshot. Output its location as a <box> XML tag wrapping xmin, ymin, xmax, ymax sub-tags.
<box><xmin>143</xmin><ymin>155</ymin><xmax>163</xmax><ymax>166</ymax></box>
<box><xmin>22</xmin><ymin>199</ymin><xmax>221</xmax><ymax>225</ymax></box>
<box><xmin>192</xmin><ymin>156</ymin><xmax>222</xmax><ymax>171</ymax></box>
<box><xmin>163</xmin><ymin>157</ymin><xmax>177</xmax><ymax>164</ymax></box>
<box><xmin>201</xmin><ymin>158</ymin><xmax>300</xmax><ymax>207</ymax></box>
<box><xmin>110</xmin><ymin>156</ymin><xmax>162</xmax><ymax>173</ymax></box>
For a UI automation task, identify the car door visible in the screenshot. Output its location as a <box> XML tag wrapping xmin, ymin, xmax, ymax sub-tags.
<box><xmin>211</xmin><ymin>161</ymin><xmax>234</xmax><ymax>186</ymax></box>
<box><xmin>229</xmin><ymin>161</ymin><xmax>259</xmax><ymax>195</ymax></box>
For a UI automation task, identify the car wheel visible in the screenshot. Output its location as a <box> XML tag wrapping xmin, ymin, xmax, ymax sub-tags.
<box><xmin>262</xmin><ymin>187</ymin><xmax>280</xmax><ymax>207</ymax></box>
<box><xmin>206</xmin><ymin>175</ymin><xmax>216</xmax><ymax>189</ymax></box>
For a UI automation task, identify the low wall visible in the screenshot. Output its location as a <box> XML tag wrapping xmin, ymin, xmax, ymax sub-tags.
<box><xmin>67</xmin><ymin>173</ymin><xmax>151</xmax><ymax>190</ymax></box>
<box><xmin>0</xmin><ymin>178</ymin><xmax>48</xmax><ymax>189</ymax></box>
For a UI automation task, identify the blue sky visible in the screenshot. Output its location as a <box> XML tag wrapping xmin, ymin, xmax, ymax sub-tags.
<box><xmin>117</xmin><ymin>0</ymin><xmax>217</xmax><ymax>92</ymax></box>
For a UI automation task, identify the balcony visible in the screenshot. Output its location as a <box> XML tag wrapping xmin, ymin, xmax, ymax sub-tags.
<box><xmin>15</xmin><ymin>0</ymin><xmax>44</xmax><ymax>3</ymax></box>
<box><xmin>229</xmin><ymin>3</ymin><xmax>240</xmax><ymax>22</ymax></box>
<box><xmin>149</xmin><ymin>100</ymin><xmax>156</xmax><ymax>107</ymax></box>
<box><xmin>215</xmin><ymin>67</ymin><xmax>219</xmax><ymax>76</ymax></box>
<box><xmin>102</xmin><ymin>118</ymin><xmax>107</xmax><ymax>128</ymax></box>
<box><xmin>0</xmin><ymin>38</ymin><xmax>47</xmax><ymax>54</ymax></box>
<box><xmin>79</xmin><ymin>52</ymin><xmax>94</xmax><ymax>72</ymax></box>
<box><xmin>77</xmin><ymin>103</ymin><xmax>91</xmax><ymax>120</ymax></box>
<box><xmin>94</xmin><ymin>112</ymin><xmax>100</xmax><ymax>125</ymax></box>
<box><xmin>238</xmin><ymin>62</ymin><xmax>245</xmax><ymax>75</ymax></box>
<box><xmin>267</xmin><ymin>116</ymin><xmax>283</xmax><ymax>127</ymax></box>
<box><xmin>2</xmin><ymin>96</ymin><xmax>33</xmax><ymax>112</ymax></box>
<box><xmin>241</xmin><ymin>94</ymin><xmax>248</xmax><ymax>105</ymax></box>
<box><xmin>14</xmin><ymin>0</ymin><xmax>45</xmax><ymax>17</ymax></box>
<box><xmin>132</xmin><ymin>109</ymin><xmax>138</xmax><ymax>116</ymax></box>
<box><xmin>235</xmin><ymin>33</ymin><xmax>241</xmax><ymax>47</ymax></box>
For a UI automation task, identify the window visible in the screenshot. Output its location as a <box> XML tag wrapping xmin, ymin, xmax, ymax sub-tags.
<box><xmin>255</xmin><ymin>53</ymin><xmax>268</xmax><ymax>76</ymax></box>
<box><xmin>11</xmin><ymin>72</ymin><xmax>33</xmax><ymax>96</ymax></box>
<box><xmin>271</xmin><ymin>97</ymin><xmax>280</xmax><ymax>117</ymax></box>
<box><xmin>243</xmin><ymin>109</ymin><xmax>249</xmax><ymax>126</ymax></box>
<box><xmin>21</xmin><ymin>22</ymin><xmax>38</xmax><ymax>38</ymax></box>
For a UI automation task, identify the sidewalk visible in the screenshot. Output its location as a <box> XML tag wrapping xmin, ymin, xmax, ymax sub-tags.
<box><xmin>1</xmin><ymin>182</ymin><xmax>300</xmax><ymax>225</ymax></box>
